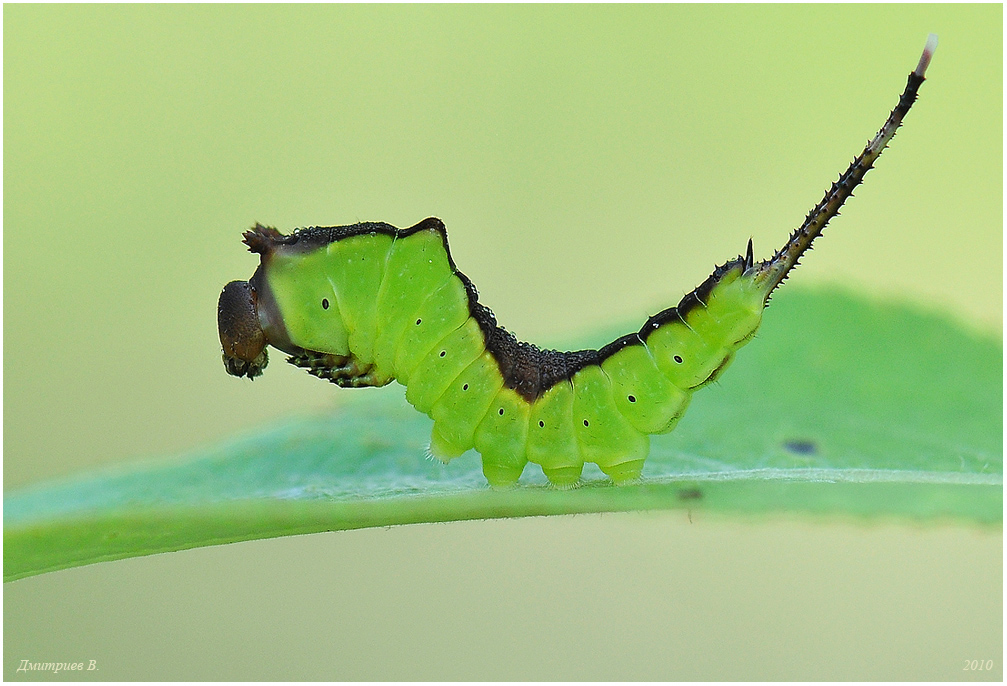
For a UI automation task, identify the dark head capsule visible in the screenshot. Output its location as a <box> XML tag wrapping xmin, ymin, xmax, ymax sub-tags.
<box><xmin>218</xmin><ymin>280</ymin><xmax>268</xmax><ymax>379</ymax></box>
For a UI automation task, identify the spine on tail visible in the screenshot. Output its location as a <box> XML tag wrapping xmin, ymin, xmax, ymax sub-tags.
<box><xmin>751</xmin><ymin>34</ymin><xmax>937</xmax><ymax>299</ymax></box>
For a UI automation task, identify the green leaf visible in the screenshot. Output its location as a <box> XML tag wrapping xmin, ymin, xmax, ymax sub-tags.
<box><xmin>4</xmin><ymin>289</ymin><xmax>1001</xmax><ymax>582</ymax></box>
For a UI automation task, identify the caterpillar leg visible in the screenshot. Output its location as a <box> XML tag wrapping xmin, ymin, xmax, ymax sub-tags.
<box><xmin>288</xmin><ymin>351</ymin><xmax>346</xmax><ymax>371</ymax></box>
<box><xmin>481</xmin><ymin>461</ymin><xmax>525</xmax><ymax>490</ymax></box>
<box><xmin>541</xmin><ymin>465</ymin><xmax>583</xmax><ymax>490</ymax></box>
<box><xmin>287</xmin><ymin>352</ymin><xmax>390</xmax><ymax>388</ymax></box>
<box><xmin>524</xmin><ymin>381</ymin><xmax>584</xmax><ymax>489</ymax></box>
<box><xmin>427</xmin><ymin>422</ymin><xmax>467</xmax><ymax>464</ymax></box>
<box><xmin>329</xmin><ymin>370</ymin><xmax>392</xmax><ymax>389</ymax></box>
<box><xmin>474</xmin><ymin>387</ymin><xmax>530</xmax><ymax>490</ymax></box>
<box><xmin>598</xmin><ymin>459</ymin><xmax>644</xmax><ymax>485</ymax></box>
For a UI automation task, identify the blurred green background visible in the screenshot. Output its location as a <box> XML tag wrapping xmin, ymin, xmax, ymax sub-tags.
<box><xmin>4</xmin><ymin>4</ymin><xmax>1001</xmax><ymax>680</ymax></box>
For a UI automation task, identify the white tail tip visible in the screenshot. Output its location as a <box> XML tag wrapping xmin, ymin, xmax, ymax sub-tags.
<box><xmin>915</xmin><ymin>34</ymin><xmax>938</xmax><ymax>77</ymax></box>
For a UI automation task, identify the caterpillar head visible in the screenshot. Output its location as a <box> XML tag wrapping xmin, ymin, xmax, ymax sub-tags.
<box><xmin>218</xmin><ymin>280</ymin><xmax>268</xmax><ymax>379</ymax></box>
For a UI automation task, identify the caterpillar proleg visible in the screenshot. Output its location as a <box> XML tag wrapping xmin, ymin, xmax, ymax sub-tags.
<box><xmin>218</xmin><ymin>37</ymin><xmax>936</xmax><ymax>488</ymax></box>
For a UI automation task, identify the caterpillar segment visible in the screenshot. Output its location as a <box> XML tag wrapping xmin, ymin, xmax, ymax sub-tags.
<box><xmin>218</xmin><ymin>37</ymin><xmax>936</xmax><ymax>488</ymax></box>
<box><xmin>325</xmin><ymin>231</ymin><xmax>394</xmax><ymax>368</ymax></box>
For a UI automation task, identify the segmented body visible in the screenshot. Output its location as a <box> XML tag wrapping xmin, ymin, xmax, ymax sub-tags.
<box><xmin>218</xmin><ymin>37</ymin><xmax>935</xmax><ymax>488</ymax></box>
<box><xmin>242</xmin><ymin>219</ymin><xmax>764</xmax><ymax>487</ymax></box>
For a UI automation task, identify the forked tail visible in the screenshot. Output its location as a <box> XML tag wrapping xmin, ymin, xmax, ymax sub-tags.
<box><xmin>751</xmin><ymin>34</ymin><xmax>938</xmax><ymax>299</ymax></box>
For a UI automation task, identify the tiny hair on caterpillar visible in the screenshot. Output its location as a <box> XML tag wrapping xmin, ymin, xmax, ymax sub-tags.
<box><xmin>218</xmin><ymin>36</ymin><xmax>937</xmax><ymax>489</ymax></box>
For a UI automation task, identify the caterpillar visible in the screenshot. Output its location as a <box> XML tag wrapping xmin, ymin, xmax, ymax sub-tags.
<box><xmin>218</xmin><ymin>37</ymin><xmax>936</xmax><ymax>488</ymax></box>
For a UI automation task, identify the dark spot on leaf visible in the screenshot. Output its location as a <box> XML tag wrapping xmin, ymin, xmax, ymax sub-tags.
<box><xmin>674</xmin><ymin>355</ymin><xmax>683</xmax><ymax>363</ymax></box>
<box><xmin>321</xmin><ymin>299</ymin><xmax>329</xmax><ymax>310</ymax></box>
<box><xmin>783</xmin><ymin>439</ymin><xmax>818</xmax><ymax>455</ymax></box>
<box><xmin>678</xmin><ymin>488</ymin><xmax>702</xmax><ymax>501</ymax></box>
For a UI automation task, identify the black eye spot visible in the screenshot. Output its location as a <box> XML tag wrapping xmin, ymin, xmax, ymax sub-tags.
<box><xmin>583</xmin><ymin>419</ymin><xmax>589</xmax><ymax>427</ymax></box>
<box><xmin>321</xmin><ymin>299</ymin><xmax>329</xmax><ymax>310</ymax></box>
<box><xmin>415</xmin><ymin>318</ymin><xmax>422</xmax><ymax>325</ymax></box>
<box><xmin>674</xmin><ymin>355</ymin><xmax>683</xmax><ymax>363</ymax></box>
<box><xmin>538</xmin><ymin>420</ymin><xmax>545</xmax><ymax>428</ymax></box>
<box><xmin>628</xmin><ymin>395</ymin><xmax>637</xmax><ymax>403</ymax></box>
<box><xmin>498</xmin><ymin>408</ymin><xmax>504</xmax><ymax>415</ymax></box>
<box><xmin>439</xmin><ymin>351</ymin><xmax>446</xmax><ymax>357</ymax></box>
<box><xmin>462</xmin><ymin>384</ymin><xmax>469</xmax><ymax>391</ymax></box>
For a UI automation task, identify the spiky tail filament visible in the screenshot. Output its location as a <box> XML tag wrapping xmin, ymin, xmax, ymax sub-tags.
<box><xmin>752</xmin><ymin>34</ymin><xmax>938</xmax><ymax>300</ymax></box>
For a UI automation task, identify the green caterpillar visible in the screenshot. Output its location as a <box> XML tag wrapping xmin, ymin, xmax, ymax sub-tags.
<box><xmin>218</xmin><ymin>37</ymin><xmax>936</xmax><ymax>488</ymax></box>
